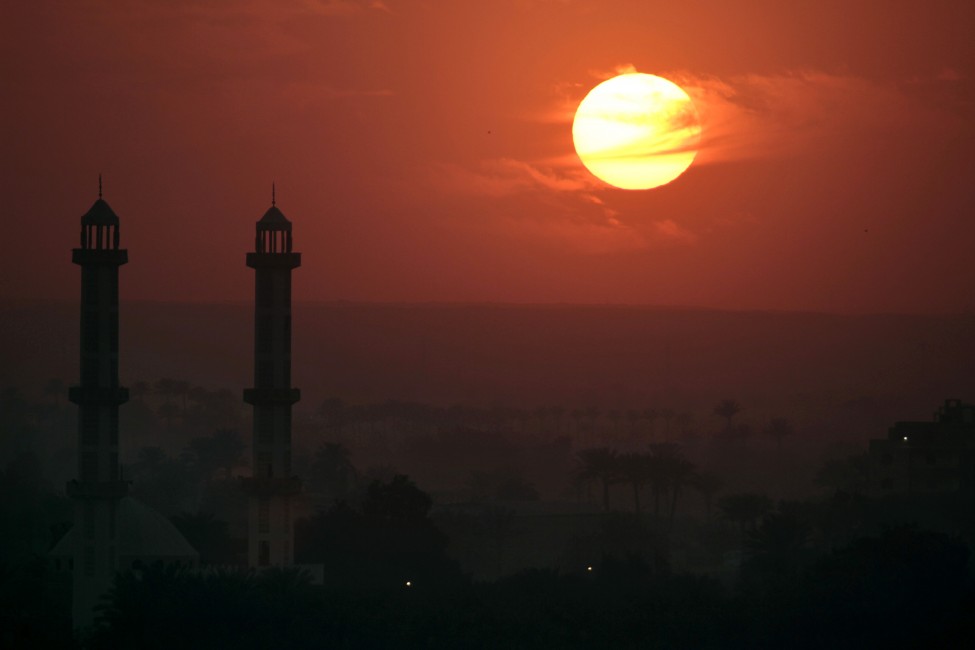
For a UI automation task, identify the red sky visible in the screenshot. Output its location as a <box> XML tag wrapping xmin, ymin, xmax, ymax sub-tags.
<box><xmin>2</xmin><ymin>0</ymin><xmax>973</xmax><ymax>313</ymax></box>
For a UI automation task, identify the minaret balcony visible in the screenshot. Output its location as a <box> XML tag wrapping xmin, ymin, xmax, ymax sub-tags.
<box><xmin>69</xmin><ymin>386</ymin><xmax>129</xmax><ymax>405</ymax></box>
<box><xmin>246</xmin><ymin>252</ymin><xmax>301</xmax><ymax>269</ymax></box>
<box><xmin>243</xmin><ymin>388</ymin><xmax>301</xmax><ymax>405</ymax></box>
<box><xmin>240</xmin><ymin>476</ymin><xmax>302</xmax><ymax>497</ymax></box>
<box><xmin>66</xmin><ymin>479</ymin><xmax>130</xmax><ymax>500</ymax></box>
<box><xmin>72</xmin><ymin>249</ymin><xmax>128</xmax><ymax>266</ymax></box>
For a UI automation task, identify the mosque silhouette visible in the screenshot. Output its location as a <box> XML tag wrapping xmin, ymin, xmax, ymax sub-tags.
<box><xmin>50</xmin><ymin>180</ymin><xmax>305</xmax><ymax>629</ymax></box>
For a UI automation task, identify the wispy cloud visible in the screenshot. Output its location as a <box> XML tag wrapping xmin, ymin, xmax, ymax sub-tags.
<box><xmin>433</xmin><ymin>67</ymin><xmax>972</xmax><ymax>255</ymax></box>
<box><xmin>431</xmin><ymin>158</ymin><xmax>701</xmax><ymax>254</ymax></box>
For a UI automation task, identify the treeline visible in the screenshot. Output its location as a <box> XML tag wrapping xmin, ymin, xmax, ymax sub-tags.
<box><xmin>9</xmin><ymin>492</ymin><xmax>974</xmax><ymax>648</ymax></box>
<box><xmin>318</xmin><ymin>396</ymin><xmax>796</xmax><ymax>448</ymax></box>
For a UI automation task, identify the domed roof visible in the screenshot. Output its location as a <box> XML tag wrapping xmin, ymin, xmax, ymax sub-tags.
<box><xmin>258</xmin><ymin>205</ymin><xmax>292</xmax><ymax>230</ymax></box>
<box><xmin>81</xmin><ymin>198</ymin><xmax>120</xmax><ymax>226</ymax></box>
<box><xmin>50</xmin><ymin>497</ymin><xmax>198</xmax><ymax>562</ymax></box>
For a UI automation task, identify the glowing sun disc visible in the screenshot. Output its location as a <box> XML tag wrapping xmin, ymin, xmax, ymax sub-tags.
<box><xmin>572</xmin><ymin>73</ymin><xmax>701</xmax><ymax>190</ymax></box>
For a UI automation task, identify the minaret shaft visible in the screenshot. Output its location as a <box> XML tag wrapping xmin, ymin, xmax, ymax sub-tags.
<box><xmin>243</xmin><ymin>207</ymin><xmax>301</xmax><ymax>569</ymax></box>
<box><xmin>68</xmin><ymin>204</ymin><xmax>129</xmax><ymax>629</ymax></box>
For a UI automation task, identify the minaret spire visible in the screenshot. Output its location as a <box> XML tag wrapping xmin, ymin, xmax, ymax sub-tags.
<box><xmin>272</xmin><ymin>182</ymin><xmax>276</xmax><ymax>206</ymax></box>
<box><xmin>98</xmin><ymin>173</ymin><xmax>102</xmax><ymax>199</ymax></box>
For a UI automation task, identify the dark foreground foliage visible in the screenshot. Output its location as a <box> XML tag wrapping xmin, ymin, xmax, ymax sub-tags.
<box><xmin>82</xmin><ymin>525</ymin><xmax>975</xmax><ymax>649</ymax></box>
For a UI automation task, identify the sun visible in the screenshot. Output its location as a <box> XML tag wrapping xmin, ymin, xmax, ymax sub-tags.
<box><xmin>572</xmin><ymin>73</ymin><xmax>701</xmax><ymax>190</ymax></box>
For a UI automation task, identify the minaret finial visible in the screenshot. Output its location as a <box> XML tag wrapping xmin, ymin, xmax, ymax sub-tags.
<box><xmin>272</xmin><ymin>182</ymin><xmax>276</xmax><ymax>207</ymax></box>
<box><xmin>98</xmin><ymin>174</ymin><xmax>103</xmax><ymax>199</ymax></box>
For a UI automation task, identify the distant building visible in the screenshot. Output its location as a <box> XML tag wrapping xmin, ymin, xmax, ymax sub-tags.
<box><xmin>54</xmin><ymin>186</ymin><xmax>197</xmax><ymax>630</ymax></box>
<box><xmin>868</xmin><ymin>399</ymin><xmax>975</xmax><ymax>496</ymax></box>
<box><xmin>241</xmin><ymin>192</ymin><xmax>302</xmax><ymax>568</ymax></box>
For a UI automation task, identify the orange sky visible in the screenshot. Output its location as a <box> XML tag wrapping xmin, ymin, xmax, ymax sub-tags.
<box><xmin>2</xmin><ymin>0</ymin><xmax>973</xmax><ymax>312</ymax></box>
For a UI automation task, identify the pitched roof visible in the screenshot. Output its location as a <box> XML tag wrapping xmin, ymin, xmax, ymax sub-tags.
<box><xmin>81</xmin><ymin>198</ymin><xmax>120</xmax><ymax>226</ymax></box>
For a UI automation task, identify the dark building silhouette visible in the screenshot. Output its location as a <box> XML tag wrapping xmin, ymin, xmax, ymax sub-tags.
<box><xmin>868</xmin><ymin>398</ymin><xmax>975</xmax><ymax>496</ymax></box>
<box><xmin>64</xmin><ymin>188</ymin><xmax>130</xmax><ymax>627</ymax></box>
<box><xmin>53</xmin><ymin>186</ymin><xmax>196</xmax><ymax>629</ymax></box>
<box><xmin>242</xmin><ymin>191</ymin><xmax>302</xmax><ymax>568</ymax></box>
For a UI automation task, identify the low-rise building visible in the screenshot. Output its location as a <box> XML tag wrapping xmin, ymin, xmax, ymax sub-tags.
<box><xmin>868</xmin><ymin>399</ymin><xmax>975</xmax><ymax>496</ymax></box>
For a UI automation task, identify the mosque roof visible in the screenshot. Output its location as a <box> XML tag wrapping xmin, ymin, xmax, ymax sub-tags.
<box><xmin>50</xmin><ymin>496</ymin><xmax>198</xmax><ymax>561</ymax></box>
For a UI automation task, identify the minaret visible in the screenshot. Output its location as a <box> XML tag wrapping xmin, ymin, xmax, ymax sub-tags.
<box><xmin>242</xmin><ymin>186</ymin><xmax>301</xmax><ymax>568</ymax></box>
<box><xmin>67</xmin><ymin>179</ymin><xmax>129</xmax><ymax>627</ymax></box>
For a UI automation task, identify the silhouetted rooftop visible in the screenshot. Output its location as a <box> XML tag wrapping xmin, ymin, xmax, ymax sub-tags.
<box><xmin>50</xmin><ymin>496</ymin><xmax>198</xmax><ymax>562</ymax></box>
<box><xmin>81</xmin><ymin>198</ymin><xmax>120</xmax><ymax>226</ymax></box>
<box><xmin>258</xmin><ymin>205</ymin><xmax>292</xmax><ymax>230</ymax></box>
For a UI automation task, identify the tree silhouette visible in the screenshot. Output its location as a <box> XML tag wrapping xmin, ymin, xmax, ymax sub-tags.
<box><xmin>363</xmin><ymin>474</ymin><xmax>432</xmax><ymax>521</ymax></box>
<box><xmin>742</xmin><ymin>512</ymin><xmax>811</xmax><ymax>580</ymax></box>
<box><xmin>765</xmin><ymin>417</ymin><xmax>794</xmax><ymax>448</ymax></box>
<box><xmin>815</xmin><ymin>453</ymin><xmax>869</xmax><ymax>496</ymax></box>
<box><xmin>130</xmin><ymin>380</ymin><xmax>151</xmax><ymax>403</ymax></box>
<box><xmin>575</xmin><ymin>447</ymin><xmax>619</xmax><ymax>511</ymax></box>
<box><xmin>718</xmin><ymin>492</ymin><xmax>772</xmax><ymax>533</ymax></box>
<box><xmin>647</xmin><ymin>444</ymin><xmax>696</xmax><ymax>523</ymax></box>
<box><xmin>187</xmin><ymin>429</ymin><xmax>244</xmax><ymax>481</ymax></box>
<box><xmin>712</xmin><ymin>399</ymin><xmax>741</xmax><ymax>432</ymax></box>
<box><xmin>660</xmin><ymin>408</ymin><xmax>676</xmax><ymax>441</ymax></box>
<box><xmin>642</xmin><ymin>408</ymin><xmax>658</xmax><ymax>441</ymax></box>
<box><xmin>550</xmin><ymin>406</ymin><xmax>565</xmax><ymax>435</ymax></box>
<box><xmin>318</xmin><ymin>397</ymin><xmax>347</xmax><ymax>434</ymax></box>
<box><xmin>688</xmin><ymin>472</ymin><xmax>723</xmax><ymax>522</ymax></box>
<box><xmin>157</xmin><ymin>401</ymin><xmax>179</xmax><ymax>432</ymax></box>
<box><xmin>584</xmin><ymin>406</ymin><xmax>602</xmax><ymax>437</ymax></box>
<box><xmin>308</xmin><ymin>442</ymin><xmax>358</xmax><ymax>501</ymax></box>
<box><xmin>617</xmin><ymin>452</ymin><xmax>654</xmax><ymax>513</ymax></box>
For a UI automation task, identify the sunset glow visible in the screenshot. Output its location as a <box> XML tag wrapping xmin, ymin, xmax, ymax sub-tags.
<box><xmin>572</xmin><ymin>73</ymin><xmax>701</xmax><ymax>190</ymax></box>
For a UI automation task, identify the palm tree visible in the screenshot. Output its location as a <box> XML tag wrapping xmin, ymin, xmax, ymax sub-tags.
<box><xmin>665</xmin><ymin>456</ymin><xmax>696</xmax><ymax>523</ymax></box>
<box><xmin>617</xmin><ymin>452</ymin><xmax>653</xmax><ymax>513</ymax></box>
<box><xmin>765</xmin><ymin>417</ymin><xmax>794</xmax><ymax>448</ymax></box>
<box><xmin>318</xmin><ymin>397</ymin><xmax>347</xmax><ymax>434</ymax></box>
<box><xmin>713</xmin><ymin>399</ymin><xmax>741</xmax><ymax>432</ymax></box>
<box><xmin>154</xmin><ymin>377</ymin><xmax>178</xmax><ymax>403</ymax></box>
<box><xmin>575</xmin><ymin>447</ymin><xmax>619</xmax><ymax>511</ymax></box>
<box><xmin>688</xmin><ymin>472</ymin><xmax>724</xmax><ymax>522</ymax></box>
<box><xmin>584</xmin><ymin>406</ymin><xmax>602</xmax><ymax>437</ymax></box>
<box><xmin>642</xmin><ymin>408</ymin><xmax>658</xmax><ymax>441</ymax></box>
<box><xmin>130</xmin><ymin>381</ymin><xmax>151</xmax><ymax>403</ymax></box>
<box><xmin>187</xmin><ymin>429</ymin><xmax>245</xmax><ymax>480</ymax></box>
<box><xmin>743</xmin><ymin>512</ymin><xmax>811</xmax><ymax>580</ymax></box>
<box><xmin>214</xmin><ymin>428</ymin><xmax>246</xmax><ymax>479</ymax></box>
<box><xmin>172</xmin><ymin>379</ymin><xmax>191</xmax><ymax>413</ymax></box>
<box><xmin>718</xmin><ymin>492</ymin><xmax>773</xmax><ymax>533</ymax></box>
<box><xmin>676</xmin><ymin>412</ymin><xmax>694</xmax><ymax>441</ymax></box>
<box><xmin>648</xmin><ymin>443</ymin><xmax>695</xmax><ymax>523</ymax></box>
<box><xmin>625</xmin><ymin>409</ymin><xmax>641</xmax><ymax>437</ymax></box>
<box><xmin>310</xmin><ymin>442</ymin><xmax>358</xmax><ymax>500</ymax></box>
<box><xmin>136</xmin><ymin>446</ymin><xmax>167</xmax><ymax>473</ymax></box>
<box><xmin>570</xmin><ymin>408</ymin><xmax>585</xmax><ymax>436</ymax></box>
<box><xmin>550</xmin><ymin>406</ymin><xmax>565</xmax><ymax>435</ymax></box>
<box><xmin>157</xmin><ymin>401</ymin><xmax>180</xmax><ymax>431</ymax></box>
<box><xmin>660</xmin><ymin>408</ymin><xmax>676</xmax><ymax>441</ymax></box>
